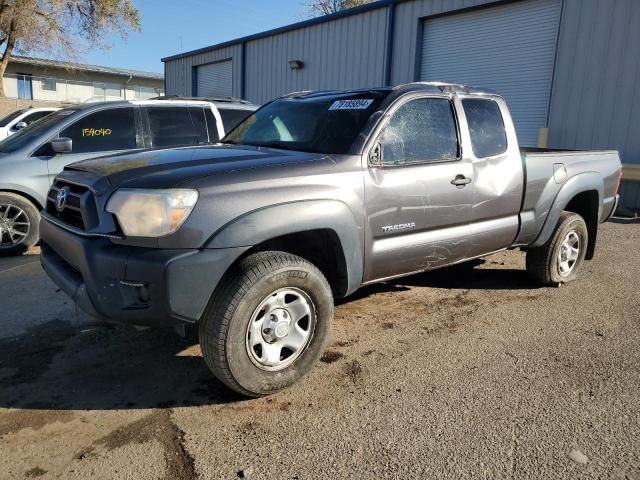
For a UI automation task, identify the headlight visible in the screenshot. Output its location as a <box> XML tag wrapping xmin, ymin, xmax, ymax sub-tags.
<box><xmin>106</xmin><ymin>189</ymin><xmax>199</xmax><ymax>237</ymax></box>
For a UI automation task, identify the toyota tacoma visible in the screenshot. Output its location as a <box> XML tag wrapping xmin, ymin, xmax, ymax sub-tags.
<box><xmin>39</xmin><ymin>83</ymin><xmax>621</xmax><ymax>396</ymax></box>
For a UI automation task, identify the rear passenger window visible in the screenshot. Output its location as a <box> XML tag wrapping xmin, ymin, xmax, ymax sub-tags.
<box><xmin>188</xmin><ymin>106</ymin><xmax>209</xmax><ymax>144</ymax></box>
<box><xmin>147</xmin><ymin>107</ymin><xmax>198</xmax><ymax>148</ymax></box>
<box><xmin>379</xmin><ymin>98</ymin><xmax>459</xmax><ymax>166</ymax></box>
<box><xmin>204</xmin><ymin>109</ymin><xmax>220</xmax><ymax>142</ymax></box>
<box><xmin>218</xmin><ymin>108</ymin><xmax>252</xmax><ymax>133</ymax></box>
<box><xmin>60</xmin><ymin>107</ymin><xmax>136</xmax><ymax>154</ymax></box>
<box><xmin>462</xmin><ymin>99</ymin><xmax>507</xmax><ymax>158</ymax></box>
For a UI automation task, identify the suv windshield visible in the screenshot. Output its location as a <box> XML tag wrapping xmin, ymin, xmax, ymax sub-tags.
<box><xmin>0</xmin><ymin>109</ymin><xmax>77</xmax><ymax>154</ymax></box>
<box><xmin>223</xmin><ymin>93</ymin><xmax>387</xmax><ymax>154</ymax></box>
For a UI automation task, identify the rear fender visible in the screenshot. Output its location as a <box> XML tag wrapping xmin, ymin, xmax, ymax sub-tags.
<box><xmin>530</xmin><ymin>172</ymin><xmax>602</xmax><ymax>248</ymax></box>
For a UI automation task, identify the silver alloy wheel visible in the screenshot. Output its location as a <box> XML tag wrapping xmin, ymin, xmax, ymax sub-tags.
<box><xmin>245</xmin><ymin>288</ymin><xmax>316</xmax><ymax>371</ymax></box>
<box><xmin>557</xmin><ymin>230</ymin><xmax>580</xmax><ymax>277</ymax></box>
<box><xmin>0</xmin><ymin>204</ymin><xmax>30</xmax><ymax>248</ymax></box>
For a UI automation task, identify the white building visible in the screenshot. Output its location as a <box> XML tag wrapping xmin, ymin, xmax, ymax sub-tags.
<box><xmin>2</xmin><ymin>55</ymin><xmax>164</xmax><ymax>104</ymax></box>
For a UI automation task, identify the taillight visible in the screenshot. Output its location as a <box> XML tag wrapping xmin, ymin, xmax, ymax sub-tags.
<box><xmin>616</xmin><ymin>168</ymin><xmax>623</xmax><ymax>194</ymax></box>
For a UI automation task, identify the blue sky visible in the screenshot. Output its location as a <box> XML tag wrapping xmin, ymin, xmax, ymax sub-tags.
<box><xmin>85</xmin><ymin>0</ymin><xmax>309</xmax><ymax>74</ymax></box>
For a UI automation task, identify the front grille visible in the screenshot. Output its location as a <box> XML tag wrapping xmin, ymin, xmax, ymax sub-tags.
<box><xmin>46</xmin><ymin>181</ymin><xmax>99</xmax><ymax>230</ymax></box>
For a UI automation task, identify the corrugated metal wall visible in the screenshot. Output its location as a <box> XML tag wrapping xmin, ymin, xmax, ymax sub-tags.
<box><xmin>390</xmin><ymin>0</ymin><xmax>499</xmax><ymax>85</ymax></box>
<box><xmin>164</xmin><ymin>44</ymin><xmax>242</xmax><ymax>97</ymax></box>
<box><xmin>547</xmin><ymin>0</ymin><xmax>640</xmax><ymax>209</ymax></box>
<box><xmin>244</xmin><ymin>8</ymin><xmax>388</xmax><ymax>104</ymax></box>
<box><xmin>419</xmin><ymin>0</ymin><xmax>561</xmax><ymax>146</ymax></box>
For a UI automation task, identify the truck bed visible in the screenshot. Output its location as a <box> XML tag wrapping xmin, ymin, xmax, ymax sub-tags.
<box><xmin>514</xmin><ymin>148</ymin><xmax>621</xmax><ymax>246</ymax></box>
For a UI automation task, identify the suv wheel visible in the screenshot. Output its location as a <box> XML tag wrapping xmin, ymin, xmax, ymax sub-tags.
<box><xmin>0</xmin><ymin>193</ymin><xmax>40</xmax><ymax>256</ymax></box>
<box><xmin>526</xmin><ymin>211</ymin><xmax>588</xmax><ymax>286</ymax></box>
<box><xmin>199</xmin><ymin>251</ymin><xmax>334</xmax><ymax>397</ymax></box>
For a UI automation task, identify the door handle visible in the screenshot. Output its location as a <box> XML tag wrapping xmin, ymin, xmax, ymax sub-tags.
<box><xmin>451</xmin><ymin>175</ymin><xmax>472</xmax><ymax>188</ymax></box>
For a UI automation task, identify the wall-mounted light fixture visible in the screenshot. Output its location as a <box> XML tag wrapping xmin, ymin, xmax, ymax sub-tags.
<box><xmin>288</xmin><ymin>60</ymin><xmax>304</xmax><ymax>70</ymax></box>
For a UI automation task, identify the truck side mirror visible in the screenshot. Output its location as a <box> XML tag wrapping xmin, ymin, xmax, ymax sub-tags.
<box><xmin>51</xmin><ymin>137</ymin><xmax>73</xmax><ymax>154</ymax></box>
<box><xmin>13</xmin><ymin>121</ymin><xmax>27</xmax><ymax>131</ymax></box>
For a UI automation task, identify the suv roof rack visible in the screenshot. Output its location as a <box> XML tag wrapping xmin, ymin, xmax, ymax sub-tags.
<box><xmin>151</xmin><ymin>95</ymin><xmax>253</xmax><ymax>105</ymax></box>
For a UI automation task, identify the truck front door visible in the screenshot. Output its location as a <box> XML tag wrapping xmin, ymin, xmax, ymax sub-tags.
<box><xmin>363</xmin><ymin>95</ymin><xmax>474</xmax><ymax>283</ymax></box>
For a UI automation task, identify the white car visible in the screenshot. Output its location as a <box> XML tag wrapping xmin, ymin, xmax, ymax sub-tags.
<box><xmin>0</xmin><ymin>107</ymin><xmax>60</xmax><ymax>140</ymax></box>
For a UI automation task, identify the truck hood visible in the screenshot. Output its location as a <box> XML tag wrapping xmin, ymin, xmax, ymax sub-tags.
<box><xmin>65</xmin><ymin>144</ymin><xmax>325</xmax><ymax>188</ymax></box>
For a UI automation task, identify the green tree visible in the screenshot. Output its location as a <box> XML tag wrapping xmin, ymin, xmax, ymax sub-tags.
<box><xmin>0</xmin><ymin>0</ymin><xmax>141</xmax><ymax>96</ymax></box>
<box><xmin>307</xmin><ymin>0</ymin><xmax>373</xmax><ymax>17</ymax></box>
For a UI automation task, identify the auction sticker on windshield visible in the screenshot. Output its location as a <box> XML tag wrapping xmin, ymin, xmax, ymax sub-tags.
<box><xmin>329</xmin><ymin>99</ymin><xmax>374</xmax><ymax>110</ymax></box>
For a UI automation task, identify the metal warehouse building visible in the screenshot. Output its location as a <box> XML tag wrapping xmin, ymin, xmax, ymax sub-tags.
<box><xmin>162</xmin><ymin>0</ymin><xmax>640</xmax><ymax>209</ymax></box>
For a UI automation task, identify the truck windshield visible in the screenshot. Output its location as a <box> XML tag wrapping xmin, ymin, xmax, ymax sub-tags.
<box><xmin>0</xmin><ymin>109</ymin><xmax>77</xmax><ymax>154</ymax></box>
<box><xmin>223</xmin><ymin>94</ymin><xmax>386</xmax><ymax>154</ymax></box>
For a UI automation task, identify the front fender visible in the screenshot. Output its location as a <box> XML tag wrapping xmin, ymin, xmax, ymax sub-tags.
<box><xmin>530</xmin><ymin>172</ymin><xmax>603</xmax><ymax>248</ymax></box>
<box><xmin>0</xmin><ymin>182</ymin><xmax>47</xmax><ymax>209</ymax></box>
<box><xmin>205</xmin><ymin>200</ymin><xmax>364</xmax><ymax>295</ymax></box>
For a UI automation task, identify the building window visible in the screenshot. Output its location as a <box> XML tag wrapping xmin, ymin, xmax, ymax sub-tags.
<box><xmin>94</xmin><ymin>82</ymin><xmax>122</xmax><ymax>98</ymax></box>
<box><xmin>17</xmin><ymin>74</ymin><xmax>33</xmax><ymax>100</ymax></box>
<box><xmin>41</xmin><ymin>77</ymin><xmax>57</xmax><ymax>91</ymax></box>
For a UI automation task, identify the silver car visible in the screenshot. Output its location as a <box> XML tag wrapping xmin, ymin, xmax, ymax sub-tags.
<box><xmin>0</xmin><ymin>97</ymin><xmax>257</xmax><ymax>255</ymax></box>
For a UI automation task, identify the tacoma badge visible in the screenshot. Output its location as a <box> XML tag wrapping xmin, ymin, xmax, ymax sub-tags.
<box><xmin>382</xmin><ymin>222</ymin><xmax>416</xmax><ymax>233</ymax></box>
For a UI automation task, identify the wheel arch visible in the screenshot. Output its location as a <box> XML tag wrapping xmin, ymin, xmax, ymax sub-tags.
<box><xmin>205</xmin><ymin>200</ymin><xmax>363</xmax><ymax>297</ymax></box>
<box><xmin>530</xmin><ymin>172</ymin><xmax>602</xmax><ymax>258</ymax></box>
<box><xmin>0</xmin><ymin>187</ymin><xmax>44</xmax><ymax>211</ymax></box>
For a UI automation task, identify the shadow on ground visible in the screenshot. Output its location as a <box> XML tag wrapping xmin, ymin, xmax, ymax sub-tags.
<box><xmin>1</xmin><ymin>259</ymin><xmax>538</xmax><ymax>411</ymax></box>
<box><xmin>340</xmin><ymin>258</ymin><xmax>539</xmax><ymax>305</ymax></box>
<box><xmin>0</xmin><ymin>321</ymin><xmax>243</xmax><ymax>411</ymax></box>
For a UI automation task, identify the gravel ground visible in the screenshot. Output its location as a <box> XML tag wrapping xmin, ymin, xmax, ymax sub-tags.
<box><xmin>0</xmin><ymin>220</ymin><xmax>638</xmax><ymax>479</ymax></box>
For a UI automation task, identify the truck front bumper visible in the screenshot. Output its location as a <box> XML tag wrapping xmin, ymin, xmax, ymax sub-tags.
<box><xmin>40</xmin><ymin>218</ymin><xmax>249</xmax><ymax>327</ymax></box>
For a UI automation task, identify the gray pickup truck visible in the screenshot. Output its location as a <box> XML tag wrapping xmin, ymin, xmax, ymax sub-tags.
<box><xmin>40</xmin><ymin>82</ymin><xmax>621</xmax><ymax>396</ymax></box>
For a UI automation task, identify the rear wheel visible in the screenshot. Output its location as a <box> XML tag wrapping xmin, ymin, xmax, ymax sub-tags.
<box><xmin>526</xmin><ymin>211</ymin><xmax>588</xmax><ymax>286</ymax></box>
<box><xmin>0</xmin><ymin>193</ymin><xmax>40</xmax><ymax>257</ymax></box>
<box><xmin>199</xmin><ymin>251</ymin><xmax>334</xmax><ymax>397</ymax></box>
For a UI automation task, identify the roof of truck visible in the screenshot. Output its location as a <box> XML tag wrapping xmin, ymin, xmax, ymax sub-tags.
<box><xmin>282</xmin><ymin>82</ymin><xmax>499</xmax><ymax>101</ymax></box>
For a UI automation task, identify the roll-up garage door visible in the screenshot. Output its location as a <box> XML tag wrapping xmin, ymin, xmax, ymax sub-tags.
<box><xmin>196</xmin><ymin>60</ymin><xmax>233</xmax><ymax>97</ymax></box>
<box><xmin>420</xmin><ymin>0</ymin><xmax>561</xmax><ymax>146</ymax></box>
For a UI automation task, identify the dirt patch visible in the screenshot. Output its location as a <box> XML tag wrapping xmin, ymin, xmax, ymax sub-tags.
<box><xmin>24</xmin><ymin>467</ymin><xmax>47</xmax><ymax>478</ymax></box>
<box><xmin>343</xmin><ymin>360</ymin><xmax>363</xmax><ymax>383</ymax></box>
<box><xmin>237</xmin><ymin>421</ymin><xmax>261</xmax><ymax>436</ymax></box>
<box><xmin>321</xmin><ymin>350</ymin><xmax>344</xmax><ymax>364</ymax></box>
<box><xmin>331</xmin><ymin>339</ymin><xmax>357</xmax><ymax>348</ymax></box>
<box><xmin>89</xmin><ymin>410</ymin><xmax>195</xmax><ymax>480</ymax></box>
<box><xmin>381</xmin><ymin>322</ymin><xmax>394</xmax><ymax>330</ymax></box>
<box><xmin>433</xmin><ymin>291</ymin><xmax>477</xmax><ymax>311</ymax></box>
<box><xmin>0</xmin><ymin>410</ymin><xmax>76</xmax><ymax>437</ymax></box>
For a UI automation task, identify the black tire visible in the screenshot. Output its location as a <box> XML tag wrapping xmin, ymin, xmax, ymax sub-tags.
<box><xmin>199</xmin><ymin>251</ymin><xmax>334</xmax><ymax>397</ymax></box>
<box><xmin>526</xmin><ymin>211</ymin><xmax>588</xmax><ymax>286</ymax></box>
<box><xmin>0</xmin><ymin>192</ymin><xmax>40</xmax><ymax>257</ymax></box>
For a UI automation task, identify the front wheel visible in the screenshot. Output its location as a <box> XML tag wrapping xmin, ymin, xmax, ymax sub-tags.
<box><xmin>0</xmin><ymin>193</ymin><xmax>40</xmax><ymax>257</ymax></box>
<box><xmin>199</xmin><ymin>251</ymin><xmax>334</xmax><ymax>397</ymax></box>
<box><xmin>526</xmin><ymin>211</ymin><xmax>589</xmax><ymax>286</ymax></box>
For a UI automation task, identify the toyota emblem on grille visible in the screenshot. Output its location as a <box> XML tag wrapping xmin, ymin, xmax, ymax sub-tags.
<box><xmin>55</xmin><ymin>187</ymin><xmax>69</xmax><ymax>212</ymax></box>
